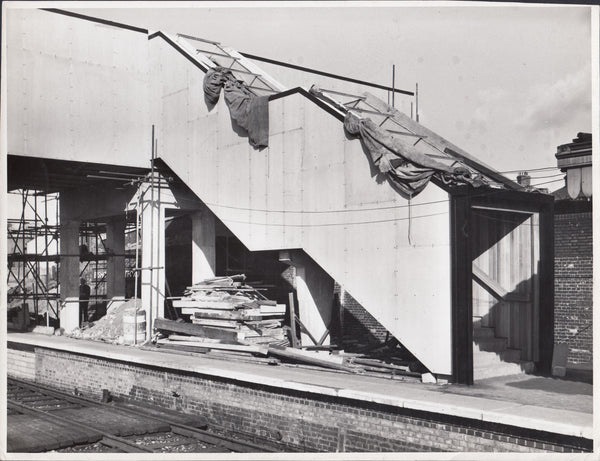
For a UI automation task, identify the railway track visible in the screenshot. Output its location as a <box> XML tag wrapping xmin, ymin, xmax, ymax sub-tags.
<box><xmin>7</xmin><ymin>378</ymin><xmax>284</xmax><ymax>453</ymax></box>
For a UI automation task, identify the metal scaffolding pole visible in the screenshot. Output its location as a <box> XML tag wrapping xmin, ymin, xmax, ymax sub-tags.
<box><xmin>7</xmin><ymin>190</ymin><xmax>61</xmax><ymax>328</ymax></box>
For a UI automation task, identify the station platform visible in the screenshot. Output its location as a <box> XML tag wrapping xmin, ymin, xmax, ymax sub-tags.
<box><xmin>6</xmin><ymin>331</ymin><xmax>593</xmax><ymax>444</ymax></box>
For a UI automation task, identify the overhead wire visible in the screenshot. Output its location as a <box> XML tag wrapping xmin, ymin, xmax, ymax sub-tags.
<box><xmin>203</xmin><ymin>198</ymin><xmax>450</xmax><ymax>214</ymax></box>
<box><xmin>221</xmin><ymin>211</ymin><xmax>449</xmax><ymax>228</ymax></box>
<box><xmin>525</xmin><ymin>173</ymin><xmax>565</xmax><ymax>180</ymax></box>
<box><xmin>160</xmin><ymin>173</ymin><xmax>563</xmax><ymax>230</ymax></box>
<box><xmin>497</xmin><ymin>166</ymin><xmax>560</xmax><ymax>174</ymax></box>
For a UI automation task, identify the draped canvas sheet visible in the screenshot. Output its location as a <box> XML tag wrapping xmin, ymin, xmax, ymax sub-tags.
<box><xmin>203</xmin><ymin>67</ymin><xmax>269</xmax><ymax>149</ymax></box>
<box><xmin>344</xmin><ymin>111</ymin><xmax>474</xmax><ymax>197</ymax></box>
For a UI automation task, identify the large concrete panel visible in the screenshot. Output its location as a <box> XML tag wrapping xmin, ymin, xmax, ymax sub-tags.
<box><xmin>6</xmin><ymin>9</ymin><xmax>150</xmax><ymax>167</ymax></box>
<box><xmin>151</xmin><ymin>34</ymin><xmax>452</xmax><ymax>374</ymax></box>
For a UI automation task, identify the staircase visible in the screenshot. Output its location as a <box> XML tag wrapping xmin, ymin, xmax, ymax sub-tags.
<box><xmin>473</xmin><ymin>319</ymin><xmax>535</xmax><ymax>380</ymax></box>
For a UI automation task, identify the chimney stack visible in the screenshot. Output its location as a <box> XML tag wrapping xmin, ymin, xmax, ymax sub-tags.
<box><xmin>517</xmin><ymin>171</ymin><xmax>531</xmax><ymax>187</ymax></box>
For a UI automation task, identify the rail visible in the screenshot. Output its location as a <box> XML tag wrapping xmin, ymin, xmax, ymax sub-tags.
<box><xmin>8</xmin><ymin>378</ymin><xmax>285</xmax><ymax>453</ymax></box>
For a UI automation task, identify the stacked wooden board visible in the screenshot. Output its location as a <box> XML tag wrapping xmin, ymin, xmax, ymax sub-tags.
<box><xmin>153</xmin><ymin>275</ymin><xmax>426</xmax><ymax>380</ymax></box>
<box><xmin>152</xmin><ymin>317</ymin><xmax>423</xmax><ymax>380</ymax></box>
<box><xmin>171</xmin><ymin>275</ymin><xmax>288</xmax><ymax>346</ymax></box>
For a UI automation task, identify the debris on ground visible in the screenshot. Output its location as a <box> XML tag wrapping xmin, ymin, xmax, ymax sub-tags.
<box><xmin>31</xmin><ymin>325</ymin><xmax>55</xmax><ymax>336</ymax></box>
<box><xmin>68</xmin><ymin>298</ymin><xmax>142</xmax><ymax>344</ymax></box>
<box><xmin>153</xmin><ymin>275</ymin><xmax>424</xmax><ymax>379</ymax></box>
<box><xmin>56</xmin><ymin>274</ymin><xmax>428</xmax><ymax>381</ymax></box>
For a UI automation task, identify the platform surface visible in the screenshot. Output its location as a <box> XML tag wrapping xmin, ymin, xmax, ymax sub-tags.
<box><xmin>6</xmin><ymin>332</ymin><xmax>594</xmax><ymax>440</ymax></box>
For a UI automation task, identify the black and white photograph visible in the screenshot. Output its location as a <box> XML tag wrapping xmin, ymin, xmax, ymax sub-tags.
<box><xmin>1</xmin><ymin>1</ymin><xmax>597</xmax><ymax>457</ymax></box>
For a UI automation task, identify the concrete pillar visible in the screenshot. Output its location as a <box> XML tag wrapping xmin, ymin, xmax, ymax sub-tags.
<box><xmin>140</xmin><ymin>191</ymin><xmax>166</xmax><ymax>336</ymax></box>
<box><xmin>191</xmin><ymin>210</ymin><xmax>216</xmax><ymax>284</ymax></box>
<box><xmin>59</xmin><ymin>219</ymin><xmax>80</xmax><ymax>332</ymax></box>
<box><xmin>105</xmin><ymin>218</ymin><xmax>126</xmax><ymax>300</ymax></box>
<box><xmin>292</xmin><ymin>253</ymin><xmax>335</xmax><ymax>346</ymax></box>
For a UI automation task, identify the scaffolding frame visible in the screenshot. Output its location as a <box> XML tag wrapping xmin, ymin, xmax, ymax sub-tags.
<box><xmin>7</xmin><ymin>189</ymin><xmax>140</xmax><ymax>327</ymax></box>
<box><xmin>7</xmin><ymin>189</ymin><xmax>60</xmax><ymax>326</ymax></box>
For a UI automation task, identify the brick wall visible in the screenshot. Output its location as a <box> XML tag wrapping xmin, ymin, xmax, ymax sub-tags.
<box><xmin>554</xmin><ymin>210</ymin><xmax>593</xmax><ymax>367</ymax></box>
<box><xmin>28</xmin><ymin>347</ymin><xmax>589</xmax><ymax>453</ymax></box>
<box><xmin>7</xmin><ymin>344</ymin><xmax>36</xmax><ymax>382</ymax></box>
<box><xmin>334</xmin><ymin>284</ymin><xmax>388</xmax><ymax>347</ymax></box>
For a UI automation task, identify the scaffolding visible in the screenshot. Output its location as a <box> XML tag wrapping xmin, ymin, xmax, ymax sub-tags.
<box><xmin>7</xmin><ymin>190</ymin><xmax>60</xmax><ymax>326</ymax></box>
<box><xmin>78</xmin><ymin>221</ymin><xmax>108</xmax><ymax>318</ymax></box>
<box><xmin>7</xmin><ymin>189</ymin><xmax>141</xmax><ymax>327</ymax></box>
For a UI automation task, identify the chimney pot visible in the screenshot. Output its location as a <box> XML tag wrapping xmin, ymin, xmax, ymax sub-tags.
<box><xmin>517</xmin><ymin>171</ymin><xmax>531</xmax><ymax>187</ymax></box>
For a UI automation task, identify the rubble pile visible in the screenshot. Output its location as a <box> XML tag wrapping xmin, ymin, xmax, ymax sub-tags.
<box><xmin>69</xmin><ymin>298</ymin><xmax>142</xmax><ymax>344</ymax></box>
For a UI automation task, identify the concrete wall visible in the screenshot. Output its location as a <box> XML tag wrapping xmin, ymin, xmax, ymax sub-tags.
<box><xmin>150</xmin><ymin>37</ymin><xmax>452</xmax><ymax>375</ymax></box>
<box><xmin>6</xmin><ymin>9</ymin><xmax>452</xmax><ymax>374</ymax></box>
<box><xmin>6</xmin><ymin>9</ymin><xmax>151</xmax><ymax>168</ymax></box>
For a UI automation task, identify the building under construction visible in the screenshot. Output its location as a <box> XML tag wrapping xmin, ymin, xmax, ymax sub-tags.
<box><xmin>3</xmin><ymin>7</ymin><xmax>592</xmax><ymax>455</ymax></box>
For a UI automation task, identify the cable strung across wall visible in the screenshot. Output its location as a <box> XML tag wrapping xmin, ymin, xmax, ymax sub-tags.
<box><xmin>221</xmin><ymin>211</ymin><xmax>449</xmax><ymax>228</ymax></box>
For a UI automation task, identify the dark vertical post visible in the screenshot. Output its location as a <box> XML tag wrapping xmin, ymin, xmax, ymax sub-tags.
<box><xmin>391</xmin><ymin>64</ymin><xmax>396</xmax><ymax>108</ymax></box>
<box><xmin>415</xmin><ymin>83</ymin><xmax>419</xmax><ymax>122</ymax></box>
<box><xmin>44</xmin><ymin>193</ymin><xmax>50</xmax><ymax>326</ymax></box>
<box><xmin>22</xmin><ymin>190</ymin><xmax>27</xmax><ymax>314</ymax></box>
<box><xmin>34</xmin><ymin>192</ymin><xmax>39</xmax><ymax>320</ymax></box>
<box><xmin>289</xmin><ymin>292</ymin><xmax>299</xmax><ymax>348</ymax></box>
<box><xmin>451</xmin><ymin>191</ymin><xmax>473</xmax><ymax>384</ymax></box>
<box><xmin>149</xmin><ymin>124</ymin><xmax>156</xmax><ymax>340</ymax></box>
<box><xmin>537</xmin><ymin>200</ymin><xmax>555</xmax><ymax>374</ymax></box>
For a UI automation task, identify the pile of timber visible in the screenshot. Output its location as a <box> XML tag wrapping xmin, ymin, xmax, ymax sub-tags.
<box><xmin>154</xmin><ymin>275</ymin><xmax>425</xmax><ymax>380</ymax></box>
<box><xmin>171</xmin><ymin>275</ymin><xmax>288</xmax><ymax>346</ymax></box>
<box><xmin>152</xmin><ymin>318</ymin><xmax>421</xmax><ymax>380</ymax></box>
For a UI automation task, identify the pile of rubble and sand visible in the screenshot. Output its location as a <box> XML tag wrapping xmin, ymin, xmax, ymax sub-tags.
<box><xmin>66</xmin><ymin>298</ymin><xmax>142</xmax><ymax>344</ymax></box>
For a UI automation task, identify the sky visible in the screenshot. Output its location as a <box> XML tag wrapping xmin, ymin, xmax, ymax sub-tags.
<box><xmin>67</xmin><ymin>1</ymin><xmax>594</xmax><ymax>191</ymax></box>
<box><xmin>4</xmin><ymin>1</ymin><xmax>594</xmax><ymax>220</ymax></box>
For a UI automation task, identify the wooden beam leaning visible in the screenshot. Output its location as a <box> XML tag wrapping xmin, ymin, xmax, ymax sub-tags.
<box><xmin>472</xmin><ymin>264</ymin><xmax>530</xmax><ymax>303</ymax></box>
<box><xmin>294</xmin><ymin>314</ymin><xmax>319</xmax><ymax>345</ymax></box>
<box><xmin>154</xmin><ymin>317</ymin><xmax>240</xmax><ymax>343</ymax></box>
<box><xmin>288</xmin><ymin>293</ymin><xmax>299</xmax><ymax>348</ymax></box>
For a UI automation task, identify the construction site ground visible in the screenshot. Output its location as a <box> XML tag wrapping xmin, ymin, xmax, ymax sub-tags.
<box><xmin>6</xmin><ymin>331</ymin><xmax>592</xmax><ymax>442</ymax></box>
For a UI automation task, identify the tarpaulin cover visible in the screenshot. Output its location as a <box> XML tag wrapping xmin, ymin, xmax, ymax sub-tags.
<box><xmin>344</xmin><ymin>112</ymin><xmax>472</xmax><ymax>197</ymax></box>
<box><xmin>203</xmin><ymin>67</ymin><xmax>269</xmax><ymax>149</ymax></box>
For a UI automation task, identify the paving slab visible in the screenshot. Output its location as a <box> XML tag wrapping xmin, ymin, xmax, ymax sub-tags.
<box><xmin>7</xmin><ymin>332</ymin><xmax>593</xmax><ymax>440</ymax></box>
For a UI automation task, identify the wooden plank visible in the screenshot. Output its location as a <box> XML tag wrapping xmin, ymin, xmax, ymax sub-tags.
<box><xmin>257</xmin><ymin>299</ymin><xmax>277</xmax><ymax>306</ymax></box>
<box><xmin>350</xmin><ymin>357</ymin><xmax>411</xmax><ymax>372</ymax></box>
<box><xmin>191</xmin><ymin>318</ymin><xmax>241</xmax><ymax>328</ymax></box>
<box><xmin>294</xmin><ymin>314</ymin><xmax>319</xmax><ymax>345</ymax></box>
<box><xmin>288</xmin><ymin>292</ymin><xmax>299</xmax><ymax>348</ymax></box>
<box><xmin>173</xmin><ymin>300</ymin><xmax>237</xmax><ymax>310</ymax></box>
<box><xmin>472</xmin><ymin>264</ymin><xmax>529</xmax><ymax>303</ymax></box>
<box><xmin>267</xmin><ymin>346</ymin><xmax>359</xmax><ymax>373</ymax></box>
<box><xmin>317</xmin><ymin>328</ymin><xmax>330</xmax><ymax>346</ymax></box>
<box><xmin>158</xmin><ymin>338</ymin><xmax>268</xmax><ymax>355</ymax></box>
<box><xmin>153</xmin><ymin>318</ymin><xmax>241</xmax><ymax>342</ymax></box>
<box><xmin>192</xmin><ymin>309</ymin><xmax>264</xmax><ymax>321</ymax></box>
<box><xmin>260</xmin><ymin>304</ymin><xmax>286</xmax><ymax>315</ymax></box>
<box><xmin>157</xmin><ymin>343</ymin><xmax>210</xmax><ymax>354</ymax></box>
